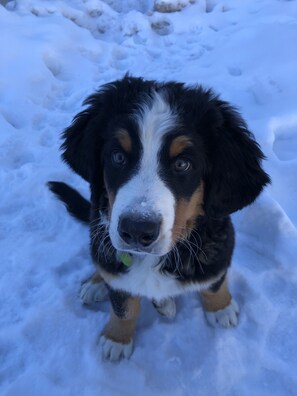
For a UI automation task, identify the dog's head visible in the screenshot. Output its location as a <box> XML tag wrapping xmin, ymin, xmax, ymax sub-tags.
<box><xmin>62</xmin><ymin>76</ymin><xmax>270</xmax><ymax>256</ymax></box>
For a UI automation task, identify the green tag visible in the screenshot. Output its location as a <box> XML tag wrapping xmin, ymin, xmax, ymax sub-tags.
<box><xmin>119</xmin><ymin>252</ymin><xmax>133</xmax><ymax>267</ymax></box>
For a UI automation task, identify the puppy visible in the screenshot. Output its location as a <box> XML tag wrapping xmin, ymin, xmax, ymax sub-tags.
<box><xmin>49</xmin><ymin>76</ymin><xmax>270</xmax><ymax>361</ymax></box>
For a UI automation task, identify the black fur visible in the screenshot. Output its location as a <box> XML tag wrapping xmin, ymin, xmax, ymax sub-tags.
<box><xmin>48</xmin><ymin>181</ymin><xmax>90</xmax><ymax>223</ymax></box>
<box><xmin>209</xmin><ymin>273</ymin><xmax>227</xmax><ymax>293</ymax></box>
<box><xmin>105</xmin><ymin>285</ymin><xmax>132</xmax><ymax>319</ymax></box>
<box><xmin>161</xmin><ymin>216</ymin><xmax>234</xmax><ymax>284</ymax></box>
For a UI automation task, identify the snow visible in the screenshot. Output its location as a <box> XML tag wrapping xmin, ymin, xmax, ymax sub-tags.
<box><xmin>1</xmin><ymin>0</ymin><xmax>297</xmax><ymax>394</ymax></box>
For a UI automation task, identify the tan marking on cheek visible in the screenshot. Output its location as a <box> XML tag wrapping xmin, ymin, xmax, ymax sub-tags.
<box><xmin>200</xmin><ymin>278</ymin><xmax>232</xmax><ymax>312</ymax></box>
<box><xmin>172</xmin><ymin>182</ymin><xmax>205</xmax><ymax>243</ymax></box>
<box><xmin>101</xmin><ymin>297</ymin><xmax>141</xmax><ymax>344</ymax></box>
<box><xmin>116</xmin><ymin>129</ymin><xmax>132</xmax><ymax>153</ymax></box>
<box><xmin>169</xmin><ymin>135</ymin><xmax>193</xmax><ymax>158</ymax></box>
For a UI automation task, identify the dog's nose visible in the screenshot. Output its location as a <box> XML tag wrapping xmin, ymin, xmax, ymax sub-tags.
<box><xmin>118</xmin><ymin>215</ymin><xmax>161</xmax><ymax>247</ymax></box>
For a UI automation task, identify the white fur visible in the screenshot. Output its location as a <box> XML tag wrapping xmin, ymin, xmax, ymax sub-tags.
<box><xmin>99</xmin><ymin>336</ymin><xmax>133</xmax><ymax>361</ymax></box>
<box><xmin>109</xmin><ymin>254</ymin><xmax>216</xmax><ymax>301</ymax></box>
<box><xmin>153</xmin><ymin>297</ymin><xmax>176</xmax><ymax>319</ymax></box>
<box><xmin>205</xmin><ymin>299</ymin><xmax>240</xmax><ymax>328</ymax></box>
<box><xmin>109</xmin><ymin>92</ymin><xmax>177</xmax><ymax>256</ymax></box>
<box><xmin>80</xmin><ymin>280</ymin><xmax>108</xmax><ymax>304</ymax></box>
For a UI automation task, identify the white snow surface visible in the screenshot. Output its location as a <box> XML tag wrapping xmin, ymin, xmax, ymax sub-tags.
<box><xmin>1</xmin><ymin>0</ymin><xmax>297</xmax><ymax>394</ymax></box>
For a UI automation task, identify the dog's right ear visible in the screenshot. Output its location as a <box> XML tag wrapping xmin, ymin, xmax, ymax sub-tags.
<box><xmin>61</xmin><ymin>93</ymin><xmax>106</xmax><ymax>182</ymax></box>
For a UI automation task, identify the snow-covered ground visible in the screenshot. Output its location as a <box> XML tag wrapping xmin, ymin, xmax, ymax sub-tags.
<box><xmin>1</xmin><ymin>0</ymin><xmax>297</xmax><ymax>394</ymax></box>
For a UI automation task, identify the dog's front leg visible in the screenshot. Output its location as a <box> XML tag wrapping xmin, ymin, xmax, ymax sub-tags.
<box><xmin>100</xmin><ymin>288</ymin><xmax>140</xmax><ymax>361</ymax></box>
<box><xmin>200</xmin><ymin>275</ymin><xmax>239</xmax><ymax>328</ymax></box>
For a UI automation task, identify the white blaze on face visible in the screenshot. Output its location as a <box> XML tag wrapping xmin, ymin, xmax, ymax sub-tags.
<box><xmin>109</xmin><ymin>92</ymin><xmax>178</xmax><ymax>256</ymax></box>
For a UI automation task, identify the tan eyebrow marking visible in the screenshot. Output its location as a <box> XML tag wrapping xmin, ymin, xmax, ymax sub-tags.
<box><xmin>169</xmin><ymin>135</ymin><xmax>193</xmax><ymax>158</ymax></box>
<box><xmin>116</xmin><ymin>129</ymin><xmax>132</xmax><ymax>153</ymax></box>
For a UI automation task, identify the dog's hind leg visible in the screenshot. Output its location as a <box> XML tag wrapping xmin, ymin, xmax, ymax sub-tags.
<box><xmin>80</xmin><ymin>271</ymin><xmax>108</xmax><ymax>304</ymax></box>
<box><xmin>152</xmin><ymin>297</ymin><xmax>176</xmax><ymax>319</ymax></box>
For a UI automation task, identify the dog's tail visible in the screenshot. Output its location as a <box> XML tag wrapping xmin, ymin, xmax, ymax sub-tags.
<box><xmin>48</xmin><ymin>181</ymin><xmax>90</xmax><ymax>224</ymax></box>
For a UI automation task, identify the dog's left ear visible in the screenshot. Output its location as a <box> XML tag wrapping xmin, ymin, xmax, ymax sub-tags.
<box><xmin>203</xmin><ymin>99</ymin><xmax>270</xmax><ymax>218</ymax></box>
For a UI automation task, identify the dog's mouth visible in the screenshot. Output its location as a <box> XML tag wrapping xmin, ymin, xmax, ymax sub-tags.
<box><xmin>112</xmin><ymin>239</ymin><xmax>171</xmax><ymax>258</ymax></box>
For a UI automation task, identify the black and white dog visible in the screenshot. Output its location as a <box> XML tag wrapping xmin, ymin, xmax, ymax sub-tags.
<box><xmin>49</xmin><ymin>76</ymin><xmax>270</xmax><ymax>361</ymax></box>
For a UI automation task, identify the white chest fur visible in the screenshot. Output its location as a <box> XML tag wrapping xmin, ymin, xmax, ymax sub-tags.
<box><xmin>108</xmin><ymin>254</ymin><xmax>214</xmax><ymax>301</ymax></box>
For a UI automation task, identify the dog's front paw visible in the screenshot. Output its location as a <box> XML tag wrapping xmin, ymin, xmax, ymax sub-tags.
<box><xmin>99</xmin><ymin>336</ymin><xmax>133</xmax><ymax>361</ymax></box>
<box><xmin>80</xmin><ymin>280</ymin><xmax>108</xmax><ymax>304</ymax></box>
<box><xmin>205</xmin><ymin>299</ymin><xmax>239</xmax><ymax>328</ymax></box>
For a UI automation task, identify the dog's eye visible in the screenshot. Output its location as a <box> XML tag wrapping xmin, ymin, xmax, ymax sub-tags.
<box><xmin>112</xmin><ymin>151</ymin><xmax>127</xmax><ymax>166</ymax></box>
<box><xmin>173</xmin><ymin>158</ymin><xmax>192</xmax><ymax>173</ymax></box>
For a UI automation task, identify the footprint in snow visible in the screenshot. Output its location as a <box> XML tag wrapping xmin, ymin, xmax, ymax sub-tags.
<box><xmin>1</xmin><ymin>109</ymin><xmax>25</xmax><ymax>129</ymax></box>
<box><xmin>0</xmin><ymin>341</ymin><xmax>27</xmax><ymax>385</ymax></box>
<box><xmin>43</xmin><ymin>52</ymin><xmax>62</xmax><ymax>78</ymax></box>
<box><xmin>2</xmin><ymin>142</ymin><xmax>35</xmax><ymax>169</ymax></box>
<box><xmin>151</xmin><ymin>19</ymin><xmax>173</xmax><ymax>36</ymax></box>
<box><xmin>154</xmin><ymin>0</ymin><xmax>193</xmax><ymax>13</ymax></box>
<box><xmin>228</xmin><ymin>66</ymin><xmax>242</xmax><ymax>77</ymax></box>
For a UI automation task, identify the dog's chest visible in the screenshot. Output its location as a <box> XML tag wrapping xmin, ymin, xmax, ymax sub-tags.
<box><xmin>108</xmin><ymin>255</ymin><xmax>211</xmax><ymax>301</ymax></box>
